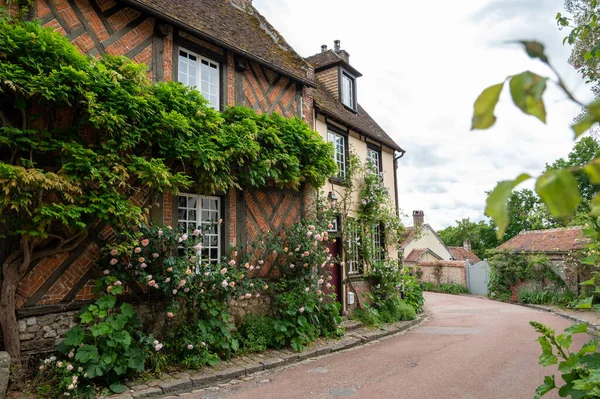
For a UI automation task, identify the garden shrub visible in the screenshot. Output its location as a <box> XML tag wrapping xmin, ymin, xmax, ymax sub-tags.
<box><xmin>238</xmin><ymin>315</ymin><xmax>276</xmax><ymax>353</ymax></box>
<box><xmin>38</xmin><ymin>288</ymin><xmax>155</xmax><ymax>397</ymax></box>
<box><xmin>517</xmin><ymin>287</ymin><xmax>575</xmax><ymax>306</ymax></box>
<box><xmin>422</xmin><ymin>282</ymin><xmax>469</xmax><ymax>295</ymax></box>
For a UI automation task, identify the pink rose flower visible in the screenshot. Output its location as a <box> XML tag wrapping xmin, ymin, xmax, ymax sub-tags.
<box><xmin>328</xmin><ymin>276</ymin><xmax>333</xmax><ymax>281</ymax></box>
<box><xmin>307</xmin><ymin>231</ymin><xmax>313</xmax><ymax>237</ymax></box>
<box><xmin>147</xmin><ymin>275</ymin><xmax>153</xmax><ymax>281</ymax></box>
<box><xmin>148</xmin><ymin>280</ymin><xmax>156</xmax><ymax>286</ymax></box>
<box><xmin>229</xmin><ymin>260</ymin><xmax>235</xmax><ymax>266</ymax></box>
<box><xmin>110</xmin><ymin>249</ymin><xmax>118</xmax><ymax>256</ymax></box>
<box><xmin>165</xmin><ymin>277</ymin><xmax>171</xmax><ymax>283</ymax></box>
<box><xmin>218</xmin><ymin>218</ymin><xmax>223</xmax><ymax>224</ymax></box>
<box><xmin>103</xmin><ymin>269</ymin><xmax>110</xmax><ymax>275</ymax></box>
<box><xmin>167</xmin><ymin>267</ymin><xmax>173</xmax><ymax>272</ymax></box>
<box><xmin>110</xmin><ymin>258</ymin><xmax>118</xmax><ymax>265</ymax></box>
<box><xmin>138</xmin><ymin>257</ymin><xmax>145</xmax><ymax>263</ymax></box>
<box><xmin>221</xmin><ymin>280</ymin><xmax>228</xmax><ymax>288</ymax></box>
<box><xmin>326</xmin><ymin>283</ymin><xmax>332</xmax><ymax>288</ymax></box>
<box><xmin>256</xmin><ymin>266</ymin><xmax>261</xmax><ymax>270</ymax></box>
<box><xmin>140</xmin><ymin>263</ymin><xmax>147</xmax><ymax>269</ymax></box>
<box><xmin>244</xmin><ymin>293</ymin><xmax>252</xmax><ymax>299</ymax></box>
<box><xmin>167</xmin><ymin>312</ymin><xmax>174</xmax><ymax>318</ymax></box>
<box><xmin>152</xmin><ymin>253</ymin><xmax>159</xmax><ymax>258</ymax></box>
<box><xmin>263</xmin><ymin>285</ymin><xmax>269</xmax><ymax>290</ymax></box>
<box><xmin>184</xmin><ymin>287</ymin><xmax>190</xmax><ymax>293</ymax></box>
<box><xmin>255</xmin><ymin>293</ymin><xmax>261</xmax><ymax>298</ymax></box>
<box><xmin>188</xmin><ymin>344</ymin><xmax>194</xmax><ymax>350</ymax></box>
<box><xmin>305</xmin><ymin>287</ymin><xmax>310</xmax><ymax>292</ymax></box>
<box><xmin>221</xmin><ymin>267</ymin><xmax>228</xmax><ymax>274</ymax></box>
<box><xmin>154</xmin><ymin>284</ymin><xmax>159</xmax><ymax>289</ymax></box>
<box><xmin>192</xmin><ymin>229</ymin><xmax>201</xmax><ymax>236</ymax></box>
<box><xmin>290</xmin><ymin>264</ymin><xmax>295</xmax><ymax>269</ymax></box>
<box><xmin>299</xmin><ymin>307</ymin><xmax>305</xmax><ymax>313</ymax></box>
<box><xmin>229</xmin><ymin>281</ymin><xmax>235</xmax><ymax>287</ymax></box>
<box><xmin>249</xmin><ymin>265</ymin><xmax>255</xmax><ymax>271</ymax></box>
<box><xmin>141</xmin><ymin>239</ymin><xmax>149</xmax><ymax>246</ymax></box>
<box><xmin>318</xmin><ymin>279</ymin><xmax>324</xmax><ymax>284</ymax></box>
<box><xmin>134</xmin><ymin>247</ymin><xmax>141</xmax><ymax>254</ymax></box>
<box><xmin>173</xmin><ymin>289</ymin><xmax>178</xmax><ymax>295</ymax></box>
<box><xmin>328</xmin><ymin>223</ymin><xmax>334</xmax><ymax>229</ymax></box>
<box><xmin>158</xmin><ymin>229</ymin><xmax>164</xmax><ymax>237</ymax></box>
<box><xmin>308</xmin><ymin>225</ymin><xmax>315</xmax><ymax>231</ymax></box>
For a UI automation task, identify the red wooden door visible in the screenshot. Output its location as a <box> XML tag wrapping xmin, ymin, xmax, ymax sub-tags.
<box><xmin>323</xmin><ymin>240</ymin><xmax>341</xmax><ymax>303</ymax></box>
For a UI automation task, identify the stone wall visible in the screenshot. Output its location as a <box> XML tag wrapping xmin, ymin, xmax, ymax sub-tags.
<box><xmin>346</xmin><ymin>278</ymin><xmax>371</xmax><ymax>314</ymax></box>
<box><xmin>416</xmin><ymin>260</ymin><xmax>467</xmax><ymax>287</ymax></box>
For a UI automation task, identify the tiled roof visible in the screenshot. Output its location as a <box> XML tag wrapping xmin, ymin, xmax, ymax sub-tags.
<box><xmin>449</xmin><ymin>247</ymin><xmax>481</xmax><ymax>264</ymax></box>
<box><xmin>124</xmin><ymin>0</ymin><xmax>315</xmax><ymax>86</ymax></box>
<box><xmin>497</xmin><ymin>227</ymin><xmax>588</xmax><ymax>253</ymax></box>
<box><xmin>400</xmin><ymin>227</ymin><xmax>416</xmax><ymax>248</ymax></box>
<box><xmin>404</xmin><ymin>248</ymin><xmax>426</xmax><ymax>262</ymax></box>
<box><xmin>313</xmin><ymin>82</ymin><xmax>403</xmax><ymax>151</ymax></box>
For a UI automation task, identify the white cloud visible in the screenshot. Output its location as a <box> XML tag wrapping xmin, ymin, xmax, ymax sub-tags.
<box><xmin>254</xmin><ymin>0</ymin><xmax>593</xmax><ymax>230</ymax></box>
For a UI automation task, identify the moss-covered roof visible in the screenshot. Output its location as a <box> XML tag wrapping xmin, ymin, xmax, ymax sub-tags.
<box><xmin>123</xmin><ymin>0</ymin><xmax>315</xmax><ymax>86</ymax></box>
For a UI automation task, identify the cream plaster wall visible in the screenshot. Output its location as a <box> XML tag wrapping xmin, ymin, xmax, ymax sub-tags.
<box><xmin>403</xmin><ymin>225</ymin><xmax>453</xmax><ymax>261</ymax></box>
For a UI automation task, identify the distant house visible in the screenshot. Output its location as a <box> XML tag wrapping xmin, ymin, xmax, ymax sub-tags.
<box><xmin>401</xmin><ymin>210</ymin><xmax>480</xmax><ymax>267</ymax></box>
<box><xmin>496</xmin><ymin>227</ymin><xmax>588</xmax><ymax>292</ymax></box>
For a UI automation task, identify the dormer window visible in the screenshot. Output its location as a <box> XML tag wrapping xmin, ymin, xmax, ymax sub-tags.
<box><xmin>341</xmin><ymin>70</ymin><xmax>356</xmax><ymax>110</ymax></box>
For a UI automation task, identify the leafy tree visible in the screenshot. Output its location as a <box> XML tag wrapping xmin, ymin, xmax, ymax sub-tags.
<box><xmin>545</xmin><ymin>136</ymin><xmax>600</xmax><ymax>212</ymax></box>
<box><xmin>437</xmin><ymin>218</ymin><xmax>498</xmax><ymax>259</ymax></box>
<box><xmin>0</xmin><ymin>16</ymin><xmax>336</xmax><ymax>372</ymax></box>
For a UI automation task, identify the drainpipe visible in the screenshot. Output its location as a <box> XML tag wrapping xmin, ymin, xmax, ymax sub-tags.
<box><xmin>393</xmin><ymin>150</ymin><xmax>405</xmax><ymax>217</ymax></box>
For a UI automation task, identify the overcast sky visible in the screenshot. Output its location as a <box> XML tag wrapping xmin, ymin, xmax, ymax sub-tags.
<box><xmin>254</xmin><ymin>0</ymin><xmax>593</xmax><ymax>230</ymax></box>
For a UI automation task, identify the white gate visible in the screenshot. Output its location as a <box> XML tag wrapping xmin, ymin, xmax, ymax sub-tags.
<box><xmin>466</xmin><ymin>260</ymin><xmax>489</xmax><ymax>296</ymax></box>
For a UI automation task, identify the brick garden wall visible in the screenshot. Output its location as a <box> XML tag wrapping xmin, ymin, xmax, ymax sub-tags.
<box><xmin>416</xmin><ymin>261</ymin><xmax>467</xmax><ymax>287</ymax></box>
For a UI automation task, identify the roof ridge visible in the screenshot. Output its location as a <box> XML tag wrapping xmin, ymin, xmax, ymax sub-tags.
<box><xmin>518</xmin><ymin>226</ymin><xmax>583</xmax><ymax>235</ymax></box>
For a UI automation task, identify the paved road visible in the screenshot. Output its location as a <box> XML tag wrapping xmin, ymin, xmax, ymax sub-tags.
<box><xmin>185</xmin><ymin>293</ymin><xmax>592</xmax><ymax>399</ymax></box>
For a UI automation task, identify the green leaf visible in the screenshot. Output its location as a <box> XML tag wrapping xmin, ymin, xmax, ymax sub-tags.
<box><xmin>573</xmin><ymin>117</ymin><xmax>596</xmax><ymax>138</ymax></box>
<box><xmin>120</xmin><ymin>302</ymin><xmax>135</xmax><ymax>319</ymax></box>
<box><xmin>90</xmin><ymin>321</ymin><xmax>112</xmax><ymax>337</ymax></box>
<box><xmin>109</xmin><ymin>383</ymin><xmax>127</xmax><ymax>394</ymax></box>
<box><xmin>556</xmin><ymin>333</ymin><xmax>573</xmax><ymax>351</ymax></box>
<box><xmin>591</xmin><ymin>193</ymin><xmax>600</xmax><ymax>216</ymax></box>
<box><xmin>584</xmin><ymin>159</ymin><xmax>600</xmax><ymax>184</ymax></box>
<box><xmin>519</xmin><ymin>41</ymin><xmax>550</xmax><ymax>64</ymax></box>
<box><xmin>509</xmin><ymin>71</ymin><xmax>548</xmax><ymax>123</ymax></box>
<box><xmin>230</xmin><ymin>339</ymin><xmax>239</xmax><ymax>352</ymax></box>
<box><xmin>575</xmin><ymin>296</ymin><xmax>593</xmax><ymax>309</ymax></box>
<box><xmin>471</xmin><ymin>82</ymin><xmax>505</xmax><ymax>130</ymax></box>
<box><xmin>64</xmin><ymin>326</ymin><xmax>85</xmax><ymax>347</ymax></box>
<box><xmin>538</xmin><ymin>337</ymin><xmax>557</xmax><ymax>366</ymax></box>
<box><xmin>559</xmin><ymin>355</ymin><xmax>579</xmax><ymax>373</ymax></box>
<box><xmin>75</xmin><ymin>344</ymin><xmax>99</xmax><ymax>363</ymax></box>
<box><xmin>534</xmin><ymin>375</ymin><xmax>555</xmax><ymax>399</ymax></box>
<box><xmin>486</xmin><ymin>173</ymin><xmax>531</xmax><ymax>239</ymax></box>
<box><xmin>96</xmin><ymin>295</ymin><xmax>116</xmax><ymax>311</ymax></box>
<box><xmin>535</xmin><ymin>169</ymin><xmax>581</xmax><ymax>218</ymax></box>
<box><xmin>565</xmin><ymin>323</ymin><xmax>589</xmax><ymax>334</ymax></box>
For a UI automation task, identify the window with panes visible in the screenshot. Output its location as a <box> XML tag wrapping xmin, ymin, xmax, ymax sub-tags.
<box><xmin>371</xmin><ymin>224</ymin><xmax>385</xmax><ymax>263</ymax></box>
<box><xmin>327</xmin><ymin>130</ymin><xmax>346</xmax><ymax>178</ymax></box>
<box><xmin>341</xmin><ymin>71</ymin><xmax>355</xmax><ymax>109</ymax></box>
<box><xmin>177</xmin><ymin>194</ymin><xmax>221</xmax><ymax>263</ymax></box>
<box><xmin>347</xmin><ymin>221</ymin><xmax>361</xmax><ymax>274</ymax></box>
<box><xmin>178</xmin><ymin>48</ymin><xmax>220</xmax><ymax>109</ymax></box>
<box><xmin>367</xmin><ymin>148</ymin><xmax>380</xmax><ymax>173</ymax></box>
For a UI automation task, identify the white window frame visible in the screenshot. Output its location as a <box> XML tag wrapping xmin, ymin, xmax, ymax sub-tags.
<box><xmin>327</xmin><ymin>130</ymin><xmax>346</xmax><ymax>178</ymax></box>
<box><xmin>367</xmin><ymin>148</ymin><xmax>380</xmax><ymax>173</ymax></box>
<box><xmin>177</xmin><ymin>194</ymin><xmax>222</xmax><ymax>263</ymax></box>
<box><xmin>372</xmin><ymin>224</ymin><xmax>384</xmax><ymax>263</ymax></box>
<box><xmin>178</xmin><ymin>48</ymin><xmax>220</xmax><ymax>110</ymax></box>
<box><xmin>347</xmin><ymin>222</ymin><xmax>360</xmax><ymax>275</ymax></box>
<box><xmin>341</xmin><ymin>70</ymin><xmax>355</xmax><ymax>109</ymax></box>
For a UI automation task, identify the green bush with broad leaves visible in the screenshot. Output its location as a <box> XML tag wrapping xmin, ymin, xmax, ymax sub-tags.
<box><xmin>38</xmin><ymin>289</ymin><xmax>154</xmax><ymax>397</ymax></box>
<box><xmin>470</xmin><ymin>20</ymin><xmax>600</xmax><ymax>396</ymax></box>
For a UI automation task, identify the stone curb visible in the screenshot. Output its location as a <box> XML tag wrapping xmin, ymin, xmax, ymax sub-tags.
<box><xmin>108</xmin><ymin>314</ymin><xmax>426</xmax><ymax>399</ymax></box>
<box><xmin>507</xmin><ymin>302</ymin><xmax>600</xmax><ymax>335</ymax></box>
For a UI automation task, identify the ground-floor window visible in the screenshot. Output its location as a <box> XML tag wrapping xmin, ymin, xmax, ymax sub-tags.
<box><xmin>347</xmin><ymin>221</ymin><xmax>361</xmax><ymax>274</ymax></box>
<box><xmin>372</xmin><ymin>224</ymin><xmax>385</xmax><ymax>263</ymax></box>
<box><xmin>177</xmin><ymin>194</ymin><xmax>221</xmax><ymax>262</ymax></box>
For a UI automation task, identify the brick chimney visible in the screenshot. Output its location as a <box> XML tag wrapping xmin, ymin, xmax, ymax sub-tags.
<box><xmin>333</xmin><ymin>40</ymin><xmax>350</xmax><ymax>63</ymax></box>
<box><xmin>230</xmin><ymin>0</ymin><xmax>252</xmax><ymax>9</ymax></box>
<box><xmin>463</xmin><ymin>240</ymin><xmax>472</xmax><ymax>252</ymax></box>
<box><xmin>412</xmin><ymin>210</ymin><xmax>424</xmax><ymax>227</ymax></box>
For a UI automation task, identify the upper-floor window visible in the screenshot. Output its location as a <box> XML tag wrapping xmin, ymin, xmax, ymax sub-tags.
<box><xmin>328</xmin><ymin>130</ymin><xmax>346</xmax><ymax>178</ymax></box>
<box><xmin>178</xmin><ymin>194</ymin><xmax>222</xmax><ymax>263</ymax></box>
<box><xmin>367</xmin><ymin>148</ymin><xmax>380</xmax><ymax>173</ymax></box>
<box><xmin>341</xmin><ymin>70</ymin><xmax>355</xmax><ymax>110</ymax></box>
<box><xmin>178</xmin><ymin>49</ymin><xmax>220</xmax><ymax>109</ymax></box>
